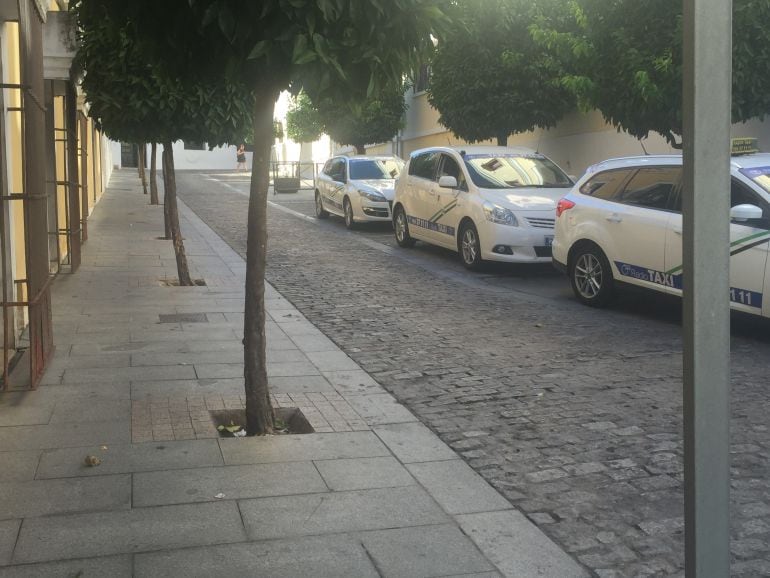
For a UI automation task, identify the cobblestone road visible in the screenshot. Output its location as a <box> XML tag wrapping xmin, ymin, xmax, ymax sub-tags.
<box><xmin>177</xmin><ymin>172</ymin><xmax>770</xmax><ymax>577</ymax></box>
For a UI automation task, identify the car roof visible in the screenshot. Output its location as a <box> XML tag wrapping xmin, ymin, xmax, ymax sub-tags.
<box><xmin>344</xmin><ymin>155</ymin><xmax>401</xmax><ymax>161</ymax></box>
<box><xmin>409</xmin><ymin>145</ymin><xmax>539</xmax><ymax>158</ymax></box>
<box><xmin>729</xmin><ymin>152</ymin><xmax>770</xmax><ymax>169</ymax></box>
<box><xmin>586</xmin><ymin>155</ymin><xmax>681</xmax><ymax>173</ymax></box>
<box><xmin>586</xmin><ymin>152</ymin><xmax>770</xmax><ymax>174</ymax></box>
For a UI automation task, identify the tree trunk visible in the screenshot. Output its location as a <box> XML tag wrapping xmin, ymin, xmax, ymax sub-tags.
<box><xmin>138</xmin><ymin>144</ymin><xmax>148</xmax><ymax>195</ymax></box>
<box><xmin>244</xmin><ymin>89</ymin><xmax>278</xmax><ymax>436</ymax></box>
<box><xmin>496</xmin><ymin>134</ymin><xmax>508</xmax><ymax>147</ymax></box>
<box><xmin>355</xmin><ymin>143</ymin><xmax>366</xmax><ymax>155</ymax></box>
<box><xmin>161</xmin><ymin>142</ymin><xmax>193</xmax><ymax>286</ymax></box>
<box><xmin>161</xmin><ymin>153</ymin><xmax>171</xmax><ymax>239</ymax></box>
<box><xmin>149</xmin><ymin>143</ymin><xmax>159</xmax><ymax>205</ymax></box>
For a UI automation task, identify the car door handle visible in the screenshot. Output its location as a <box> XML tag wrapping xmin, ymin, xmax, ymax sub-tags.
<box><xmin>605</xmin><ymin>214</ymin><xmax>623</xmax><ymax>223</ymax></box>
<box><xmin>673</xmin><ymin>228</ymin><xmax>682</xmax><ymax>236</ymax></box>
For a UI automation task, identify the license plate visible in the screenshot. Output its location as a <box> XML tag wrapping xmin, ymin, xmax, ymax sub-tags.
<box><xmin>545</xmin><ymin>236</ymin><xmax>554</xmax><ymax>247</ymax></box>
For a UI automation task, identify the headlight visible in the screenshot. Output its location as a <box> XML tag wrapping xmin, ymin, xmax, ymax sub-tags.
<box><xmin>483</xmin><ymin>202</ymin><xmax>518</xmax><ymax>226</ymax></box>
<box><xmin>358</xmin><ymin>189</ymin><xmax>386</xmax><ymax>202</ymax></box>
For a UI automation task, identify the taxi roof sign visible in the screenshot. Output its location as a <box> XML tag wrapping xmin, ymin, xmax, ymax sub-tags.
<box><xmin>731</xmin><ymin>137</ymin><xmax>759</xmax><ymax>155</ymax></box>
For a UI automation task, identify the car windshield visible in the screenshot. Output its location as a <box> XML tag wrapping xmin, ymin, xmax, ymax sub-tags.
<box><xmin>349</xmin><ymin>158</ymin><xmax>404</xmax><ymax>180</ymax></box>
<box><xmin>740</xmin><ymin>166</ymin><xmax>770</xmax><ymax>194</ymax></box>
<box><xmin>462</xmin><ymin>154</ymin><xmax>573</xmax><ymax>189</ymax></box>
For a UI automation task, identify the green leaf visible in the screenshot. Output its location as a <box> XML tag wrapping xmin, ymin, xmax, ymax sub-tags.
<box><xmin>248</xmin><ymin>40</ymin><xmax>269</xmax><ymax>60</ymax></box>
<box><xmin>218</xmin><ymin>5</ymin><xmax>236</xmax><ymax>41</ymax></box>
<box><xmin>292</xmin><ymin>34</ymin><xmax>317</xmax><ymax>64</ymax></box>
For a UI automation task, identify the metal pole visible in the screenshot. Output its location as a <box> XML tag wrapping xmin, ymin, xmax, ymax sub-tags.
<box><xmin>66</xmin><ymin>80</ymin><xmax>81</xmax><ymax>272</ymax></box>
<box><xmin>79</xmin><ymin>113</ymin><xmax>88</xmax><ymax>241</ymax></box>
<box><xmin>682</xmin><ymin>0</ymin><xmax>732</xmax><ymax>576</ymax></box>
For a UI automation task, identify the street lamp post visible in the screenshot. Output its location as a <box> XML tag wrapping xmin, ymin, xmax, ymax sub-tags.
<box><xmin>681</xmin><ymin>0</ymin><xmax>732</xmax><ymax>576</ymax></box>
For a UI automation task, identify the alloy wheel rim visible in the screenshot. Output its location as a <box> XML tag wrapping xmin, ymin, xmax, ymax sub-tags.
<box><xmin>462</xmin><ymin>229</ymin><xmax>477</xmax><ymax>264</ymax></box>
<box><xmin>345</xmin><ymin>202</ymin><xmax>352</xmax><ymax>226</ymax></box>
<box><xmin>395</xmin><ymin>213</ymin><xmax>406</xmax><ymax>241</ymax></box>
<box><xmin>574</xmin><ymin>253</ymin><xmax>602</xmax><ymax>298</ymax></box>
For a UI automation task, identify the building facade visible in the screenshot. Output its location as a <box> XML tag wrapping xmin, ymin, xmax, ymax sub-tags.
<box><xmin>0</xmin><ymin>0</ymin><xmax>111</xmax><ymax>389</ymax></box>
<box><xmin>367</xmin><ymin>84</ymin><xmax>770</xmax><ymax>177</ymax></box>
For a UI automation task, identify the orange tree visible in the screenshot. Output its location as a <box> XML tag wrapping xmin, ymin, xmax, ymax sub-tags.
<box><xmin>288</xmin><ymin>83</ymin><xmax>408</xmax><ymax>154</ymax></box>
<box><xmin>531</xmin><ymin>0</ymin><xmax>770</xmax><ymax>147</ymax></box>
<box><xmin>113</xmin><ymin>0</ymin><xmax>449</xmax><ymax>434</ymax></box>
<box><xmin>73</xmin><ymin>0</ymin><xmax>252</xmax><ymax>284</ymax></box>
<box><xmin>428</xmin><ymin>0</ymin><xmax>574</xmax><ymax>146</ymax></box>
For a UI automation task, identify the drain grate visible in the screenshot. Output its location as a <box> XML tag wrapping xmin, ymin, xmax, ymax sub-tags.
<box><xmin>158</xmin><ymin>313</ymin><xmax>209</xmax><ymax>324</ymax></box>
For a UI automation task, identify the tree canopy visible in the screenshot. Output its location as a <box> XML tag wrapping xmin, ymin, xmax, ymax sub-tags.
<box><xmin>428</xmin><ymin>0</ymin><xmax>574</xmax><ymax>146</ymax></box>
<box><xmin>316</xmin><ymin>82</ymin><xmax>407</xmax><ymax>153</ymax></box>
<box><xmin>531</xmin><ymin>0</ymin><xmax>770</xmax><ymax>147</ymax></box>
<box><xmin>286</xmin><ymin>92</ymin><xmax>324</xmax><ymax>143</ymax></box>
<box><xmin>72</xmin><ymin>0</ymin><xmax>253</xmax><ymax>146</ymax></box>
<box><xmin>287</xmin><ymin>84</ymin><xmax>407</xmax><ymax>153</ymax></box>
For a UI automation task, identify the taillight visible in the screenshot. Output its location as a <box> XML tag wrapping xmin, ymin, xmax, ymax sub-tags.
<box><xmin>556</xmin><ymin>198</ymin><xmax>575</xmax><ymax>218</ymax></box>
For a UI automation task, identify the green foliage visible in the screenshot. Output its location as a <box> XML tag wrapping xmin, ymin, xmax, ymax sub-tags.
<box><xmin>316</xmin><ymin>82</ymin><xmax>407</xmax><ymax>151</ymax></box>
<box><xmin>286</xmin><ymin>92</ymin><xmax>324</xmax><ymax>143</ymax></box>
<box><xmin>287</xmin><ymin>84</ymin><xmax>407</xmax><ymax>151</ymax></box>
<box><xmin>72</xmin><ymin>0</ymin><xmax>253</xmax><ymax>146</ymax></box>
<box><xmin>532</xmin><ymin>0</ymin><xmax>770</xmax><ymax>147</ymax></box>
<box><xmin>732</xmin><ymin>1</ymin><xmax>770</xmax><ymax>125</ymax></box>
<box><xmin>531</xmin><ymin>0</ymin><xmax>681</xmax><ymax>146</ymax></box>
<box><xmin>428</xmin><ymin>0</ymin><xmax>574</xmax><ymax>146</ymax></box>
<box><xmin>183</xmin><ymin>0</ymin><xmax>448</xmax><ymax>103</ymax></box>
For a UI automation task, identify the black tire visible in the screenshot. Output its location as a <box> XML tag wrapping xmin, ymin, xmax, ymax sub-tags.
<box><xmin>393</xmin><ymin>205</ymin><xmax>416</xmax><ymax>248</ymax></box>
<box><xmin>458</xmin><ymin>221</ymin><xmax>483</xmax><ymax>270</ymax></box>
<box><xmin>569</xmin><ymin>243</ymin><xmax>615</xmax><ymax>306</ymax></box>
<box><xmin>315</xmin><ymin>191</ymin><xmax>329</xmax><ymax>219</ymax></box>
<box><xmin>343</xmin><ymin>197</ymin><xmax>356</xmax><ymax>229</ymax></box>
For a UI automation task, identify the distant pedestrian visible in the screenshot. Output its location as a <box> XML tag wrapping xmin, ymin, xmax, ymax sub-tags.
<box><xmin>236</xmin><ymin>144</ymin><xmax>247</xmax><ymax>171</ymax></box>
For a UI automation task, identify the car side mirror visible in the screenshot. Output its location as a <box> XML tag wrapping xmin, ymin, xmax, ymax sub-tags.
<box><xmin>438</xmin><ymin>175</ymin><xmax>458</xmax><ymax>189</ymax></box>
<box><xmin>730</xmin><ymin>203</ymin><xmax>763</xmax><ymax>222</ymax></box>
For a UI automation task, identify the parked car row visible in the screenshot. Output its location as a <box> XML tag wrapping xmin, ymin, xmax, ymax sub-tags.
<box><xmin>315</xmin><ymin>140</ymin><xmax>770</xmax><ymax>320</ymax></box>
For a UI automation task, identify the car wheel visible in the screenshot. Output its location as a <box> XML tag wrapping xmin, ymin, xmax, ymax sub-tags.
<box><xmin>394</xmin><ymin>205</ymin><xmax>416</xmax><ymax>248</ymax></box>
<box><xmin>569</xmin><ymin>244</ymin><xmax>614</xmax><ymax>306</ymax></box>
<box><xmin>459</xmin><ymin>221</ymin><xmax>483</xmax><ymax>270</ymax></box>
<box><xmin>343</xmin><ymin>197</ymin><xmax>356</xmax><ymax>229</ymax></box>
<box><xmin>315</xmin><ymin>191</ymin><xmax>329</xmax><ymax>219</ymax></box>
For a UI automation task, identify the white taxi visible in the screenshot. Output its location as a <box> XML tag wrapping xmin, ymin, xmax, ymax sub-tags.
<box><xmin>552</xmin><ymin>148</ymin><xmax>770</xmax><ymax>318</ymax></box>
<box><xmin>391</xmin><ymin>146</ymin><xmax>574</xmax><ymax>269</ymax></box>
<box><xmin>315</xmin><ymin>155</ymin><xmax>404</xmax><ymax>228</ymax></box>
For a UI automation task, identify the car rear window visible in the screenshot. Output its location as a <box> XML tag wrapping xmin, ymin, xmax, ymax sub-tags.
<box><xmin>580</xmin><ymin>169</ymin><xmax>634</xmax><ymax>199</ymax></box>
<box><xmin>616</xmin><ymin>167</ymin><xmax>680</xmax><ymax>210</ymax></box>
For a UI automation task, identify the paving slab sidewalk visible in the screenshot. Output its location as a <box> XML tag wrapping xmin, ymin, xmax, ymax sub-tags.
<box><xmin>0</xmin><ymin>170</ymin><xmax>587</xmax><ymax>577</ymax></box>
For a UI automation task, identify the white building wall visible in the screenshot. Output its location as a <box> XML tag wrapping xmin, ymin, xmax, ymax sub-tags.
<box><xmin>107</xmin><ymin>91</ymin><xmax>335</xmax><ymax>171</ymax></box>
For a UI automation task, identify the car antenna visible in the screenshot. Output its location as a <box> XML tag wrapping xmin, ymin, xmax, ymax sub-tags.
<box><xmin>639</xmin><ymin>138</ymin><xmax>650</xmax><ymax>155</ymax></box>
<box><xmin>535</xmin><ymin>131</ymin><xmax>543</xmax><ymax>154</ymax></box>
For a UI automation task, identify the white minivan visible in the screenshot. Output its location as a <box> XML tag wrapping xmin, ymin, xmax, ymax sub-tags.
<box><xmin>392</xmin><ymin>145</ymin><xmax>573</xmax><ymax>269</ymax></box>
<box><xmin>553</xmin><ymin>152</ymin><xmax>770</xmax><ymax>318</ymax></box>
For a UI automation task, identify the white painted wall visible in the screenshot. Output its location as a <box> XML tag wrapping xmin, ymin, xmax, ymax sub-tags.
<box><xmin>101</xmin><ymin>134</ymin><xmax>113</xmax><ymax>187</ymax></box>
<box><xmin>106</xmin><ymin>91</ymin><xmax>338</xmax><ymax>171</ymax></box>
